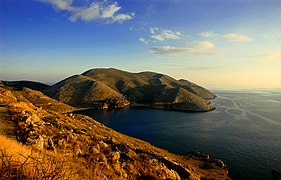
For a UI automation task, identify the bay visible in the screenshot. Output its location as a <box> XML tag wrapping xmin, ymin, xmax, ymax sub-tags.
<box><xmin>77</xmin><ymin>90</ymin><xmax>281</xmax><ymax>180</ymax></box>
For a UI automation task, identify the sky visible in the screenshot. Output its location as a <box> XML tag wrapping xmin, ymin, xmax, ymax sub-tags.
<box><xmin>0</xmin><ymin>0</ymin><xmax>281</xmax><ymax>89</ymax></box>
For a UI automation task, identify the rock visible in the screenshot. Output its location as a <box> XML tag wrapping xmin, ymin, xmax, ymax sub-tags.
<box><xmin>120</xmin><ymin>152</ymin><xmax>133</xmax><ymax>161</ymax></box>
<box><xmin>68</xmin><ymin>133</ymin><xmax>77</xmax><ymax>140</ymax></box>
<box><xmin>111</xmin><ymin>137</ymin><xmax>120</xmax><ymax>144</ymax></box>
<box><xmin>214</xmin><ymin>159</ymin><xmax>226</xmax><ymax>168</ymax></box>
<box><xmin>92</xmin><ymin>147</ymin><xmax>100</xmax><ymax>154</ymax></box>
<box><xmin>102</xmin><ymin>103</ymin><xmax>109</xmax><ymax>109</ymax></box>
<box><xmin>166</xmin><ymin>169</ymin><xmax>181</xmax><ymax>180</ymax></box>
<box><xmin>25</xmin><ymin>114</ymin><xmax>43</xmax><ymax>126</ymax></box>
<box><xmin>186</xmin><ymin>151</ymin><xmax>210</xmax><ymax>161</ymax></box>
<box><xmin>58</xmin><ymin>138</ymin><xmax>65</xmax><ymax>147</ymax></box>
<box><xmin>74</xmin><ymin>148</ymin><xmax>83</xmax><ymax>155</ymax></box>
<box><xmin>271</xmin><ymin>168</ymin><xmax>281</xmax><ymax>178</ymax></box>
<box><xmin>44</xmin><ymin>122</ymin><xmax>52</xmax><ymax>126</ymax></box>
<box><xmin>109</xmin><ymin>151</ymin><xmax>120</xmax><ymax>161</ymax></box>
<box><xmin>47</xmin><ymin>138</ymin><xmax>55</xmax><ymax>151</ymax></box>
<box><xmin>98</xmin><ymin>141</ymin><xmax>109</xmax><ymax>149</ymax></box>
<box><xmin>35</xmin><ymin>135</ymin><xmax>45</xmax><ymax>148</ymax></box>
<box><xmin>200</xmin><ymin>163</ymin><xmax>214</xmax><ymax>169</ymax></box>
<box><xmin>159</xmin><ymin>157</ymin><xmax>190</xmax><ymax>179</ymax></box>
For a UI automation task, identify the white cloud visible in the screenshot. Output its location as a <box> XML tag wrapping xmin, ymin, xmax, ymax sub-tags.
<box><xmin>38</xmin><ymin>0</ymin><xmax>134</xmax><ymax>23</ymax></box>
<box><xmin>199</xmin><ymin>31</ymin><xmax>251</xmax><ymax>42</ymax></box>
<box><xmin>198</xmin><ymin>31</ymin><xmax>218</xmax><ymax>38</ymax></box>
<box><xmin>112</xmin><ymin>13</ymin><xmax>134</xmax><ymax>23</ymax></box>
<box><xmin>150</xmin><ymin>41</ymin><xmax>214</xmax><ymax>54</ymax></box>
<box><xmin>149</xmin><ymin>28</ymin><xmax>181</xmax><ymax>41</ymax></box>
<box><xmin>69</xmin><ymin>2</ymin><xmax>100</xmax><ymax>22</ymax></box>
<box><xmin>150</xmin><ymin>35</ymin><xmax>165</xmax><ymax>41</ymax></box>
<box><xmin>40</xmin><ymin>0</ymin><xmax>73</xmax><ymax>10</ymax></box>
<box><xmin>223</xmin><ymin>33</ymin><xmax>251</xmax><ymax>42</ymax></box>
<box><xmin>101</xmin><ymin>2</ymin><xmax>120</xmax><ymax>18</ymax></box>
<box><xmin>149</xmin><ymin>27</ymin><xmax>159</xmax><ymax>34</ymax></box>
<box><xmin>139</xmin><ymin>37</ymin><xmax>148</xmax><ymax>44</ymax></box>
<box><xmin>150</xmin><ymin>46</ymin><xmax>194</xmax><ymax>54</ymax></box>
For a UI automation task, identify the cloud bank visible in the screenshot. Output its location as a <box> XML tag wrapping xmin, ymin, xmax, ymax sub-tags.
<box><xmin>199</xmin><ymin>31</ymin><xmax>251</xmax><ymax>42</ymax></box>
<box><xmin>38</xmin><ymin>0</ymin><xmax>134</xmax><ymax>23</ymax></box>
<box><xmin>150</xmin><ymin>41</ymin><xmax>214</xmax><ymax>54</ymax></box>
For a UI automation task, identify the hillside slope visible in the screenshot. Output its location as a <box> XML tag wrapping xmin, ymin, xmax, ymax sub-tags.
<box><xmin>0</xmin><ymin>84</ymin><xmax>229</xmax><ymax>179</ymax></box>
<box><xmin>45</xmin><ymin>68</ymin><xmax>216</xmax><ymax>111</ymax></box>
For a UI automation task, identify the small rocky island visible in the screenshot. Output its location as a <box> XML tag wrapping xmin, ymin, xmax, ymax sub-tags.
<box><xmin>44</xmin><ymin>68</ymin><xmax>216</xmax><ymax>112</ymax></box>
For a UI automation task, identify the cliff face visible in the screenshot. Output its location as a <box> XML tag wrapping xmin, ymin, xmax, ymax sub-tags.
<box><xmin>45</xmin><ymin>68</ymin><xmax>216</xmax><ymax>111</ymax></box>
<box><xmin>0</xmin><ymin>84</ymin><xmax>230</xmax><ymax>179</ymax></box>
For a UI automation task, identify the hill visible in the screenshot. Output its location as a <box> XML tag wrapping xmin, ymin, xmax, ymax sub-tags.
<box><xmin>45</xmin><ymin>68</ymin><xmax>216</xmax><ymax>111</ymax></box>
<box><xmin>0</xmin><ymin>83</ymin><xmax>229</xmax><ymax>179</ymax></box>
<box><xmin>1</xmin><ymin>80</ymin><xmax>50</xmax><ymax>91</ymax></box>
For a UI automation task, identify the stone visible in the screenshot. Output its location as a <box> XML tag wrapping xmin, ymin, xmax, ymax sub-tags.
<box><xmin>271</xmin><ymin>168</ymin><xmax>281</xmax><ymax>178</ymax></box>
<box><xmin>35</xmin><ymin>135</ymin><xmax>45</xmax><ymax>148</ymax></box>
<box><xmin>200</xmin><ymin>163</ymin><xmax>214</xmax><ymax>169</ymax></box>
<box><xmin>109</xmin><ymin>151</ymin><xmax>120</xmax><ymax>161</ymax></box>
<box><xmin>58</xmin><ymin>139</ymin><xmax>65</xmax><ymax>147</ymax></box>
<box><xmin>98</xmin><ymin>141</ymin><xmax>109</xmax><ymax>149</ymax></box>
<box><xmin>111</xmin><ymin>136</ymin><xmax>120</xmax><ymax>144</ymax></box>
<box><xmin>25</xmin><ymin>114</ymin><xmax>43</xmax><ymax>126</ymax></box>
<box><xmin>214</xmin><ymin>159</ymin><xmax>226</xmax><ymax>168</ymax></box>
<box><xmin>47</xmin><ymin>138</ymin><xmax>55</xmax><ymax>151</ymax></box>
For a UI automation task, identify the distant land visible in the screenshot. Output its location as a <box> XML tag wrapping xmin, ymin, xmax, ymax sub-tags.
<box><xmin>40</xmin><ymin>68</ymin><xmax>216</xmax><ymax>112</ymax></box>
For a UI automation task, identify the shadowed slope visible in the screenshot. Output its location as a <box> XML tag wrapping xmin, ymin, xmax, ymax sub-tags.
<box><xmin>1</xmin><ymin>81</ymin><xmax>50</xmax><ymax>91</ymax></box>
<box><xmin>44</xmin><ymin>75</ymin><xmax>128</xmax><ymax>108</ymax></box>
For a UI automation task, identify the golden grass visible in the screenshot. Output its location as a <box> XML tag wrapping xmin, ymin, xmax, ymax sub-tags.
<box><xmin>0</xmin><ymin>135</ymin><xmax>126</xmax><ymax>180</ymax></box>
<box><xmin>0</xmin><ymin>135</ymin><xmax>84</xmax><ymax>180</ymax></box>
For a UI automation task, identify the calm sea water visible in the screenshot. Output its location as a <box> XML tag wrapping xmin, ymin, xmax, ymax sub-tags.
<box><xmin>78</xmin><ymin>90</ymin><xmax>281</xmax><ymax>180</ymax></box>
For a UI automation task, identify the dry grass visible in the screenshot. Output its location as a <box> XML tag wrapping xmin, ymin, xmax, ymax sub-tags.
<box><xmin>0</xmin><ymin>135</ymin><xmax>85</xmax><ymax>180</ymax></box>
<box><xmin>0</xmin><ymin>135</ymin><xmax>126</xmax><ymax>180</ymax></box>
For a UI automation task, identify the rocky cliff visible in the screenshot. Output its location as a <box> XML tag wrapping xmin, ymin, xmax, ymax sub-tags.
<box><xmin>0</xmin><ymin>83</ymin><xmax>229</xmax><ymax>179</ymax></box>
<box><xmin>44</xmin><ymin>68</ymin><xmax>216</xmax><ymax>112</ymax></box>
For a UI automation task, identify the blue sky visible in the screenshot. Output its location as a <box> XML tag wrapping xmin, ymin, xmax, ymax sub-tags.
<box><xmin>0</xmin><ymin>0</ymin><xmax>281</xmax><ymax>88</ymax></box>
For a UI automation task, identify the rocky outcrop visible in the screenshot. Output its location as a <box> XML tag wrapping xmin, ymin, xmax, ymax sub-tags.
<box><xmin>44</xmin><ymin>68</ymin><xmax>216</xmax><ymax>112</ymax></box>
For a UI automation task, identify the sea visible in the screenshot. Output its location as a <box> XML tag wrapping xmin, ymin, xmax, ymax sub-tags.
<box><xmin>77</xmin><ymin>90</ymin><xmax>281</xmax><ymax>180</ymax></box>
